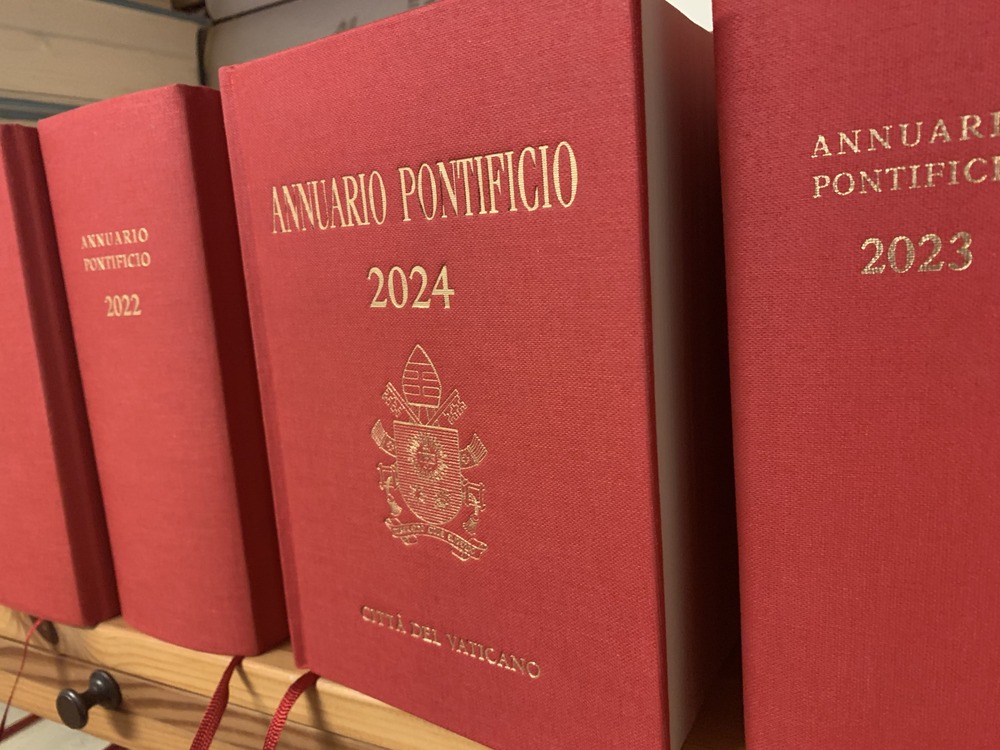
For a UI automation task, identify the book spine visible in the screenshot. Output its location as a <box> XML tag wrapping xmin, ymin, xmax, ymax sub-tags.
<box><xmin>0</xmin><ymin>126</ymin><xmax>118</xmax><ymax>626</ymax></box>
<box><xmin>219</xmin><ymin>76</ymin><xmax>307</xmax><ymax>668</ymax></box>
<box><xmin>179</xmin><ymin>86</ymin><xmax>288</xmax><ymax>654</ymax></box>
<box><xmin>639</xmin><ymin>3</ymin><xmax>740</xmax><ymax>746</ymax></box>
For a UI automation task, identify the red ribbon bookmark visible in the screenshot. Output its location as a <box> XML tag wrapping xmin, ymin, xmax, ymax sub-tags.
<box><xmin>262</xmin><ymin>671</ymin><xmax>320</xmax><ymax>750</ymax></box>
<box><xmin>188</xmin><ymin>655</ymin><xmax>244</xmax><ymax>750</ymax></box>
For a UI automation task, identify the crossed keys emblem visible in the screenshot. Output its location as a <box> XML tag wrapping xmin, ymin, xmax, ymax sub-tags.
<box><xmin>371</xmin><ymin>345</ymin><xmax>489</xmax><ymax>560</ymax></box>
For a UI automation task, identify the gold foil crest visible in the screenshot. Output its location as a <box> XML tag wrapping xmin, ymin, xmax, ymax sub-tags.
<box><xmin>372</xmin><ymin>345</ymin><xmax>488</xmax><ymax>560</ymax></box>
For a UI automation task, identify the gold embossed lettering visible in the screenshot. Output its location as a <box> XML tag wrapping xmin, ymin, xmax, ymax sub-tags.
<box><xmin>311</xmin><ymin>180</ymin><xmax>332</xmax><ymax>229</ymax></box>
<box><xmin>861</xmin><ymin>237</ymin><xmax>885</xmax><ymax>274</ymax></box>
<box><xmin>862</xmin><ymin>232</ymin><xmax>973</xmax><ymax>275</ymax></box>
<box><xmin>948</xmin><ymin>160</ymin><xmax>961</xmax><ymax>185</ymax></box>
<box><xmin>811</xmin><ymin>134</ymin><xmax>831</xmax><ymax>158</ymax></box>
<box><xmin>472</xmin><ymin>155</ymin><xmax>487</xmax><ymax>215</ymax></box>
<box><xmin>812</xmin><ymin>174</ymin><xmax>831</xmax><ymax>198</ymax></box>
<box><xmin>294</xmin><ymin>183</ymin><xmax>317</xmax><ymax>230</ymax></box>
<box><xmin>455</xmin><ymin>157</ymin><xmax>475</xmax><ymax>216</ymax></box>
<box><xmin>364</xmin><ymin>610</ymin><xmax>541</xmax><ymax>678</ymax></box>
<box><xmin>342</xmin><ymin>174</ymin><xmax>362</xmax><ymax>227</ymax></box>
<box><xmin>930</xmin><ymin>118</ymin><xmax>952</xmax><ymax>144</ymax></box>
<box><xmin>398</xmin><ymin>166</ymin><xmax>417</xmax><ymax>222</ymax></box>
<box><xmin>925</xmin><ymin>162</ymin><xmax>946</xmax><ymax>188</ymax></box>
<box><xmin>357</xmin><ymin>173</ymin><xmax>370</xmax><ymax>226</ymax></box>
<box><xmin>538</xmin><ymin>144</ymin><xmax>552</xmax><ymax>208</ymax></box>
<box><xmin>949</xmin><ymin>232</ymin><xmax>973</xmax><ymax>271</ymax></box>
<box><xmin>833</xmin><ymin>172</ymin><xmax>855</xmax><ymax>196</ymax></box>
<box><xmin>918</xmin><ymin>234</ymin><xmax>944</xmax><ymax>272</ymax></box>
<box><xmin>838</xmin><ymin>129</ymin><xmax>862</xmax><ymax>155</ymax></box>
<box><xmin>868</xmin><ymin>126</ymin><xmax>892</xmax><ymax>152</ymax></box>
<box><xmin>900</xmin><ymin>121</ymin><xmax>923</xmax><ymax>147</ymax></box>
<box><xmin>437</xmin><ymin>161</ymin><xmax>460</xmax><ymax>218</ymax></box>
<box><xmin>81</xmin><ymin>227</ymin><xmax>150</xmax><ymax>248</ymax></box>
<box><xmin>369</xmin><ymin>171</ymin><xmax>387</xmax><ymax>225</ymax></box>
<box><xmin>884</xmin><ymin>166</ymin><xmax>905</xmax><ymax>191</ymax></box>
<box><xmin>271</xmin><ymin>187</ymin><xmax>289</xmax><ymax>233</ymax></box>
<box><xmin>82</xmin><ymin>251</ymin><xmax>151</xmax><ymax>273</ymax></box>
<box><xmin>328</xmin><ymin>178</ymin><xmax>348</xmax><ymax>227</ymax></box>
<box><xmin>505</xmin><ymin>151</ymin><xmax>517</xmax><ymax>212</ymax></box>
<box><xmin>280</xmin><ymin>185</ymin><xmax>301</xmax><ymax>230</ymax></box>
<box><xmin>417</xmin><ymin>163</ymin><xmax>438</xmax><ymax>220</ymax></box>
<box><xmin>104</xmin><ymin>293</ymin><xmax>142</xmax><ymax>317</ymax></box>
<box><xmin>518</xmin><ymin>146</ymin><xmax>540</xmax><ymax>210</ymax></box>
<box><xmin>859</xmin><ymin>169</ymin><xmax>881</xmax><ymax>194</ymax></box>
<box><xmin>553</xmin><ymin>141</ymin><xmax>578</xmax><ymax>208</ymax></box>
<box><xmin>964</xmin><ymin>157</ymin><xmax>988</xmax><ymax>184</ymax></box>
<box><xmin>485</xmin><ymin>152</ymin><xmax>504</xmax><ymax>214</ymax></box>
<box><xmin>961</xmin><ymin>114</ymin><xmax>984</xmax><ymax>140</ymax></box>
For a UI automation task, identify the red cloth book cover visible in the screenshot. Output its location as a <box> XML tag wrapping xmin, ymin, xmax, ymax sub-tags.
<box><xmin>0</xmin><ymin>125</ymin><xmax>118</xmax><ymax>627</ymax></box>
<box><xmin>222</xmin><ymin>0</ymin><xmax>736</xmax><ymax>748</ymax></box>
<box><xmin>221</xmin><ymin>0</ymin><xmax>738</xmax><ymax>747</ymax></box>
<box><xmin>714</xmin><ymin>2</ymin><xmax>1000</xmax><ymax>747</ymax></box>
<box><xmin>36</xmin><ymin>86</ymin><xmax>286</xmax><ymax>655</ymax></box>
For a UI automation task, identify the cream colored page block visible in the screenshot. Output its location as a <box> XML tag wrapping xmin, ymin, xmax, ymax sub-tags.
<box><xmin>0</xmin><ymin>0</ymin><xmax>199</xmax><ymax>105</ymax></box>
<box><xmin>667</xmin><ymin>0</ymin><xmax>712</xmax><ymax>30</ymax></box>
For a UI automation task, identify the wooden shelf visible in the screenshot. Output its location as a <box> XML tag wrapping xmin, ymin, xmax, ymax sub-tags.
<box><xmin>0</xmin><ymin>607</ymin><xmax>744</xmax><ymax>749</ymax></box>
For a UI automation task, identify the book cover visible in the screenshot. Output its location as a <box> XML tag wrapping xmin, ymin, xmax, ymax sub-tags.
<box><xmin>714</xmin><ymin>1</ymin><xmax>1000</xmax><ymax>747</ymax></box>
<box><xmin>37</xmin><ymin>86</ymin><xmax>286</xmax><ymax>655</ymax></box>
<box><xmin>221</xmin><ymin>0</ymin><xmax>738</xmax><ymax>746</ymax></box>
<box><xmin>0</xmin><ymin>124</ymin><xmax>118</xmax><ymax>627</ymax></box>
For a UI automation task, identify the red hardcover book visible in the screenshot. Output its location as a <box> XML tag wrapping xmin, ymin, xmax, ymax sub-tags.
<box><xmin>37</xmin><ymin>86</ymin><xmax>286</xmax><ymax>655</ymax></box>
<box><xmin>0</xmin><ymin>125</ymin><xmax>118</xmax><ymax>627</ymax></box>
<box><xmin>221</xmin><ymin>0</ymin><xmax>737</xmax><ymax>747</ymax></box>
<box><xmin>715</xmin><ymin>2</ymin><xmax>1000</xmax><ymax>747</ymax></box>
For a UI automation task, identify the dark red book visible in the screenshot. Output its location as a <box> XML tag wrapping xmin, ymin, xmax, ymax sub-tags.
<box><xmin>37</xmin><ymin>86</ymin><xmax>286</xmax><ymax>655</ymax></box>
<box><xmin>714</xmin><ymin>2</ymin><xmax>1000</xmax><ymax>747</ymax></box>
<box><xmin>220</xmin><ymin>0</ymin><xmax>737</xmax><ymax>747</ymax></box>
<box><xmin>0</xmin><ymin>125</ymin><xmax>118</xmax><ymax>627</ymax></box>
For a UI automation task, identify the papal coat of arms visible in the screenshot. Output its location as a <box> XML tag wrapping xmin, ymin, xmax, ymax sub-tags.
<box><xmin>371</xmin><ymin>345</ymin><xmax>488</xmax><ymax>560</ymax></box>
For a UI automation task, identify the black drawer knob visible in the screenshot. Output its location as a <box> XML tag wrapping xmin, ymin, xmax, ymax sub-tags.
<box><xmin>56</xmin><ymin>670</ymin><xmax>122</xmax><ymax>729</ymax></box>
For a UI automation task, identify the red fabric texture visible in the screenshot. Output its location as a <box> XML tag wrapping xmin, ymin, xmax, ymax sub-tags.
<box><xmin>37</xmin><ymin>86</ymin><xmax>286</xmax><ymax>656</ymax></box>
<box><xmin>189</xmin><ymin>656</ymin><xmax>244</xmax><ymax>750</ymax></box>
<box><xmin>715</xmin><ymin>2</ymin><xmax>1000</xmax><ymax>748</ymax></box>
<box><xmin>261</xmin><ymin>671</ymin><xmax>319</xmax><ymax>750</ymax></box>
<box><xmin>0</xmin><ymin>125</ymin><xmax>118</xmax><ymax>626</ymax></box>
<box><xmin>217</xmin><ymin>0</ymin><xmax>735</xmax><ymax>747</ymax></box>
